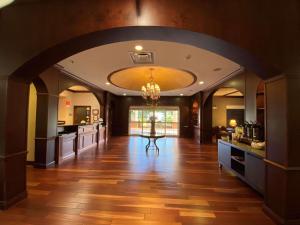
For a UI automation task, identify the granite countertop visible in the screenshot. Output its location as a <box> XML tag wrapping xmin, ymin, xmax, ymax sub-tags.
<box><xmin>218</xmin><ymin>139</ymin><xmax>266</xmax><ymax>159</ymax></box>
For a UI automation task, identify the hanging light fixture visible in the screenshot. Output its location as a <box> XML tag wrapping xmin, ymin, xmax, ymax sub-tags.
<box><xmin>141</xmin><ymin>68</ymin><xmax>160</xmax><ymax>105</ymax></box>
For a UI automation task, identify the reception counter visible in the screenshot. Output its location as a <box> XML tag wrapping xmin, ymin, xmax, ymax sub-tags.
<box><xmin>56</xmin><ymin>124</ymin><xmax>105</xmax><ymax>164</ymax></box>
<box><xmin>193</xmin><ymin>126</ymin><xmax>201</xmax><ymax>144</ymax></box>
<box><xmin>77</xmin><ymin>124</ymin><xmax>98</xmax><ymax>154</ymax></box>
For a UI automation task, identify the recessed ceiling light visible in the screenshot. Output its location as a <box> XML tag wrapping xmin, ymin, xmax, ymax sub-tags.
<box><xmin>135</xmin><ymin>45</ymin><xmax>143</xmax><ymax>51</ymax></box>
<box><xmin>123</xmin><ymin>93</ymin><xmax>127</xmax><ymax>96</ymax></box>
<box><xmin>105</xmin><ymin>82</ymin><xmax>110</xmax><ymax>85</ymax></box>
<box><xmin>180</xmin><ymin>93</ymin><xmax>184</xmax><ymax>96</ymax></box>
<box><xmin>0</xmin><ymin>0</ymin><xmax>14</xmax><ymax>8</ymax></box>
<box><xmin>199</xmin><ymin>81</ymin><xmax>204</xmax><ymax>85</ymax></box>
<box><xmin>185</xmin><ymin>54</ymin><xmax>192</xmax><ymax>60</ymax></box>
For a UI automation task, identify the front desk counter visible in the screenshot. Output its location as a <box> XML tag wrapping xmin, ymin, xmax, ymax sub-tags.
<box><xmin>56</xmin><ymin>124</ymin><xmax>105</xmax><ymax>164</ymax></box>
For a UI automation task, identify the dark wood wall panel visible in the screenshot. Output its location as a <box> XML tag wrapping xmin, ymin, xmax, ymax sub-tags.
<box><xmin>287</xmin><ymin>75</ymin><xmax>300</xmax><ymax>167</ymax></box>
<box><xmin>266</xmin><ymin>76</ymin><xmax>287</xmax><ymax>165</ymax></box>
<box><xmin>263</xmin><ymin>74</ymin><xmax>300</xmax><ymax>225</ymax></box>
<box><xmin>2</xmin><ymin>0</ymin><xmax>298</xmax><ymax>79</ymax></box>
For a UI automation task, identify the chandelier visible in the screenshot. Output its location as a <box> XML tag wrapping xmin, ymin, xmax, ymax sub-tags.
<box><xmin>141</xmin><ymin>68</ymin><xmax>160</xmax><ymax>104</ymax></box>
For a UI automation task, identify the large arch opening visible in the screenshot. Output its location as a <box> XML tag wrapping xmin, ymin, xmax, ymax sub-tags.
<box><xmin>1</xmin><ymin>26</ymin><xmax>277</xmax><ymax>220</ymax></box>
<box><xmin>0</xmin><ymin>0</ymin><xmax>298</xmax><ymax>222</ymax></box>
<box><xmin>58</xmin><ymin>85</ymin><xmax>101</xmax><ymax>126</ymax></box>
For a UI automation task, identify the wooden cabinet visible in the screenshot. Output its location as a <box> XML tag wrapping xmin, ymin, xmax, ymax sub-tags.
<box><xmin>77</xmin><ymin>124</ymin><xmax>98</xmax><ymax>154</ymax></box>
<box><xmin>218</xmin><ymin>141</ymin><xmax>231</xmax><ymax>168</ymax></box>
<box><xmin>246</xmin><ymin>153</ymin><xmax>265</xmax><ymax>194</ymax></box>
<box><xmin>56</xmin><ymin>124</ymin><xmax>101</xmax><ymax>162</ymax></box>
<box><xmin>218</xmin><ymin>140</ymin><xmax>265</xmax><ymax>195</ymax></box>
<box><xmin>55</xmin><ymin>132</ymin><xmax>76</xmax><ymax>164</ymax></box>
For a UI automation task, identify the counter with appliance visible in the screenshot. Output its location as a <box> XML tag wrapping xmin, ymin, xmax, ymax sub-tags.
<box><xmin>218</xmin><ymin>139</ymin><xmax>265</xmax><ymax>195</ymax></box>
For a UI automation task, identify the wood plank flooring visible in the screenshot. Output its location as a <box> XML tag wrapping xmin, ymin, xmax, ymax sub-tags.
<box><xmin>0</xmin><ymin>136</ymin><xmax>275</xmax><ymax>225</ymax></box>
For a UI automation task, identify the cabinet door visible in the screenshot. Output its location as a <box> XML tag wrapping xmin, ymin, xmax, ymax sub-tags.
<box><xmin>245</xmin><ymin>153</ymin><xmax>265</xmax><ymax>194</ymax></box>
<box><xmin>218</xmin><ymin>142</ymin><xmax>231</xmax><ymax>168</ymax></box>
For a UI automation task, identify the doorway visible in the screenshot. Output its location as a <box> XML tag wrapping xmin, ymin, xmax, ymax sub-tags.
<box><xmin>129</xmin><ymin>106</ymin><xmax>180</xmax><ymax>136</ymax></box>
<box><xmin>212</xmin><ymin>87</ymin><xmax>245</xmax><ymax>143</ymax></box>
<box><xmin>26</xmin><ymin>83</ymin><xmax>37</xmax><ymax>163</ymax></box>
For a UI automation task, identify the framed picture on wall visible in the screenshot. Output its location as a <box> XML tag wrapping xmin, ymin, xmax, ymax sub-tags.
<box><xmin>73</xmin><ymin>105</ymin><xmax>91</xmax><ymax>124</ymax></box>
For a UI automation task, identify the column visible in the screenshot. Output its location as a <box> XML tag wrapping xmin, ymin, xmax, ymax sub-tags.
<box><xmin>264</xmin><ymin>73</ymin><xmax>300</xmax><ymax>224</ymax></box>
<box><xmin>34</xmin><ymin>92</ymin><xmax>58</xmax><ymax>168</ymax></box>
<box><xmin>0</xmin><ymin>77</ymin><xmax>28</xmax><ymax>209</ymax></box>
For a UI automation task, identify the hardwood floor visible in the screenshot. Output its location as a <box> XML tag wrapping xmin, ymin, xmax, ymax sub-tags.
<box><xmin>0</xmin><ymin>136</ymin><xmax>275</xmax><ymax>225</ymax></box>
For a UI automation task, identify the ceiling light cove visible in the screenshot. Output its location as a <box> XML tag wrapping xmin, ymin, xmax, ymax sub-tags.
<box><xmin>108</xmin><ymin>66</ymin><xmax>196</xmax><ymax>92</ymax></box>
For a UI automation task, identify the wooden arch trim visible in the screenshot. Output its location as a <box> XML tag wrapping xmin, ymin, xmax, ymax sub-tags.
<box><xmin>11</xmin><ymin>26</ymin><xmax>279</xmax><ymax>83</ymax></box>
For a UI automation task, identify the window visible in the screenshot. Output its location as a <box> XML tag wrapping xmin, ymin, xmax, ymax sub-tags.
<box><xmin>129</xmin><ymin>106</ymin><xmax>180</xmax><ymax>136</ymax></box>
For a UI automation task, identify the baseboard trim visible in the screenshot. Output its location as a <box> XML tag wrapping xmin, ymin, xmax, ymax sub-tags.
<box><xmin>26</xmin><ymin>160</ymin><xmax>34</xmax><ymax>165</ymax></box>
<box><xmin>77</xmin><ymin>143</ymin><xmax>97</xmax><ymax>155</ymax></box>
<box><xmin>0</xmin><ymin>191</ymin><xmax>27</xmax><ymax>210</ymax></box>
<box><xmin>33</xmin><ymin>161</ymin><xmax>55</xmax><ymax>169</ymax></box>
<box><xmin>263</xmin><ymin>204</ymin><xmax>300</xmax><ymax>225</ymax></box>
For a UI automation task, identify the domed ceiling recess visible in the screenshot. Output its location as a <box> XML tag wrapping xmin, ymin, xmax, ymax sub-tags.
<box><xmin>109</xmin><ymin>66</ymin><xmax>196</xmax><ymax>91</ymax></box>
<box><xmin>57</xmin><ymin>40</ymin><xmax>243</xmax><ymax>96</ymax></box>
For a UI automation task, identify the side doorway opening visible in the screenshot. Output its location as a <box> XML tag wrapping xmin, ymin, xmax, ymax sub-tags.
<box><xmin>212</xmin><ymin>88</ymin><xmax>245</xmax><ymax>143</ymax></box>
<box><xmin>26</xmin><ymin>83</ymin><xmax>37</xmax><ymax>164</ymax></box>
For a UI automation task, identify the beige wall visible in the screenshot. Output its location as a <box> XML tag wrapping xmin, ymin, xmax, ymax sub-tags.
<box><xmin>58</xmin><ymin>90</ymin><xmax>100</xmax><ymax>125</ymax></box>
<box><xmin>27</xmin><ymin>83</ymin><xmax>37</xmax><ymax>162</ymax></box>
<box><xmin>212</xmin><ymin>97</ymin><xmax>244</xmax><ymax>127</ymax></box>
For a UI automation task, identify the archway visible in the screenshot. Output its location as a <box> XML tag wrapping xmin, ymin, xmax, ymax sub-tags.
<box><xmin>58</xmin><ymin>85</ymin><xmax>102</xmax><ymax>125</ymax></box>
<box><xmin>0</xmin><ymin>26</ymin><xmax>278</xmax><ymax>216</ymax></box>
<box><xmin>211</xmin><ymin>87</ymin><xmax>245</xmax><ymax>143</ymax></box>
<box><xmin>11</xmin><ymin>26</ymin><xmax>277</xmax><ymax>82</ymax></box>
<box><xmin>0</xmin><ymin>1</ymin><xmax>298</xmax><ymax>222</ymax></box>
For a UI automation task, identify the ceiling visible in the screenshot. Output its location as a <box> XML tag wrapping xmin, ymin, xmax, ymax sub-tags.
<box><xmin>213</xmin><ymin>88</ymin><xmax>244</xmax><ymax>97</ymax></box>
<box><xmin>58</xmin><ymin>40</ymin><xmax>242</xmax><ymax>96</ymax></box>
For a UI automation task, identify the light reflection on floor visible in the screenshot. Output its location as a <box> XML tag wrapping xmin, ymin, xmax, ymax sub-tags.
<box><xmin>128</xmin><ymin>136</ymin><xmax>180</xmax><ymax>181</ymax></box>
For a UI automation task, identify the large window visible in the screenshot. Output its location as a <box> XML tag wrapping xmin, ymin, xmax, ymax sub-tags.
<box><xmin>129</xmin><ymin>106</ymin><xmax>180</xmax><ymax>136</ymax></box>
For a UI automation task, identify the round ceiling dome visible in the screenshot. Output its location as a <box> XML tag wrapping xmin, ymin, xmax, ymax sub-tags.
<box><xmin>108</xmin><ymin>66</ymin><xmax>196</xmax><ymax>91</ymax></box>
